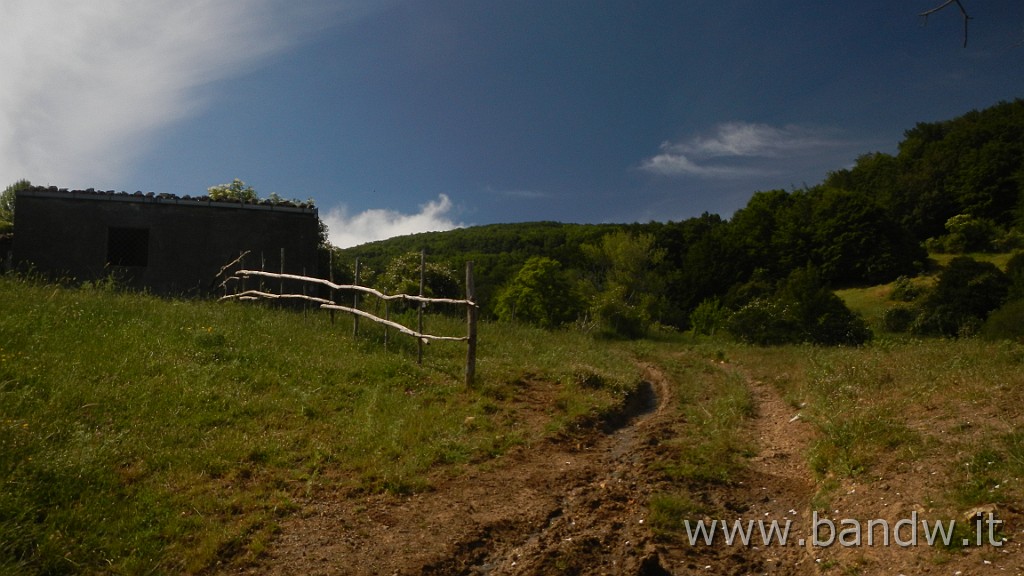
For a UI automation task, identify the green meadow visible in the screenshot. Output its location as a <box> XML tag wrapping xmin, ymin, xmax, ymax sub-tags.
<box><xmin>0</xmin><ymin>275</ymin><xmax>639</xmax><ymax>574</ymax></box>
<box><xmin>3</xmin><ymin>273</ymin><xmax>1023</xmax><ymax>573</ymax></box>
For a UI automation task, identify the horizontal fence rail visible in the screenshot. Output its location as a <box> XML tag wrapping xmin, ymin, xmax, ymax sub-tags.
<box><xmin>217</xmin><ymin>253</ymin><xmax>478</xmax><ymax>385</ymax></box>
<box><xmin>227</xmin><ymin>269</ymin><xmax>475</xmax><ymax>307</ymax></box>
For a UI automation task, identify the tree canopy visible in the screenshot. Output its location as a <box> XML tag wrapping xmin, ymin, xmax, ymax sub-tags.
<box><xmin>494</xmin><ymin>256</ymin><xmax>583</xmax><ymax>329</ymax></box>
<box><xmin>332</xmin><ymin>99</ymin><xmax>1024</xmax><ymax>342</ymax></box>
<box><xmin>0</xmin><ymin>179</ymin><xmax>30</xmax><ymax>233</ymax></box>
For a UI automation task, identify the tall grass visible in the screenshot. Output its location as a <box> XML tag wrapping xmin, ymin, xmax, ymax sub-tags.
<box><xmin>643</xmin><ymin>343</ymin><xmax>755</xmax><ymax>485</ymax></box>
<box><xmin>0</xmin><ymin>276</ymin><xmax>639</xmax><ymax>574</ymax></box>
<box><xmin>728</xmin><ymin>339</ymin><xmax>1024</xmax><ymax>511</ymax></box>
<box><xmin>638</xmin><ymin>339</ymin><xmax>757</xmax><ymax>540</ymax></box>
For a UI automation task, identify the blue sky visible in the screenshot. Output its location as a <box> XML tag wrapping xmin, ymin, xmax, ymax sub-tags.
<box><xmin>4</xmin><ymin>1</ymin><xmax>1023</xmax><ymax>247</ymax></box>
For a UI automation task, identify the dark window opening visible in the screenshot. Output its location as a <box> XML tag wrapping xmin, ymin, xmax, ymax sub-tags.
<box><xmin>107</xmin><ymin>227</ymin><xmax>149</xmax><ymax>267</ymax></box>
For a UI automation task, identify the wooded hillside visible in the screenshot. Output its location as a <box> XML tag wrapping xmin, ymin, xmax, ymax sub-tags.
<box><xmin>336</xmin><ymin>99</ymin><xmax>1024</xmax><ymax>340</ymax></box>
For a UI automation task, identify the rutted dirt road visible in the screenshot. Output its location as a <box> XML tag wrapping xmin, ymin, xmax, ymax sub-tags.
<box><xmin>225</xmin><ymin>358</ymin><xmax>822</xmax><ymax>575</ymax></box>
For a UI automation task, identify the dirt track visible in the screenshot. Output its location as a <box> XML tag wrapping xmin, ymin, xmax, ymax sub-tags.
<box><xmin>221</xmin><ymin>360</ymin><xmax>824</xmax><ymax>575</ymax></box>
<box><xmin>224</xmin><ymin>356</ymin><xmax>1021</xmax><ymax>575</ymax></box>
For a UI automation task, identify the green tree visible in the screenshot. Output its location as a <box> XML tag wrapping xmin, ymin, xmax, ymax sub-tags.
<box><xmin>207</xmin><ymin>178</ymin><xmax>258</xmax><ymax>202</ymax></box>
<box><xmin>727</xmin><ymin>189</ymin><xmax>792</xmax><ymax>275</ymax></box>
<box><xmin>649</xmin><ymin>214</ymin><xmax>744</xmax><ymax>328</ymax></box>
<box><xmin>377</xmin><ymin>252</ymin><xmax>460</xmax><ymax>307</ymax></box>
<box><xmin>896</xmin><ymin>121</ymin><xmax>966</xmax><ymax>240</ymax></box>
<box><xmin>775</xmin><ymin>266</ymin><xmax>872</xmax><ymax>345</ymax></box>
<box><xmin>894</xmin><ymin>101</ymin><xmax>1024</xmax><ymax>240</ymax></box>
<box><xmin>825</xmin><ymin>152</ymin><xmax>901</xmax><ymax>215</ymax></box>
<box><xmin>810</xmin><ymin>187</ymin><xmax>923</xmax><ymax>284</ymax></box>
<box><xmin>937</xmin><ymin>214</ymin><xmax>1000</xmax><ymax>253</ymax></box>
<box><xmin>585</xmin><ymin>231</ymin><xmax>664</xmax><ymax>295</ymax></box>
<box><xmin>0</xmin><ymin>179</ymin><xmax>30</xmax><ymax>232</ymax></box>
<box><xmin>494</xmin><ymin>256</ymin><xmax>583</xmax><ymax>328</ymax></box>
<box><xmin>582</xmin><ymin>231</ymin><xmax>666</xmax><ymax>337</ymax></box>
<box><xmin>914</xmin><ymin>257</ymin><xmax>1010</xmax><ymax>336</ymax></box>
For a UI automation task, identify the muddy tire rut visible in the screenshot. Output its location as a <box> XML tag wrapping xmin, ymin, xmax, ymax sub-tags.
<box><xmin>228</xmin><ymin>361</ymin><xmax>817</xmax><ymax>575</ymax></box>
<box><xmin>418</xmin><ymin>372</ymin><xmax>675</xmax><ymax>576</ymax></box>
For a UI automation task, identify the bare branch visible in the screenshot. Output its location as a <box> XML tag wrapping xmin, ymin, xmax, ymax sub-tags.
<box><xmin>920</xmin><ymin>0</ymin><xmax>972</xmax><ymax>47</ymax></box>
<box><xmin>214</xmin><ymin>250</ymin><xmax>251</xmax><ymax>280</ymax></box>
<box><xmin>321</xmin><ymin>304</ymin><xmax>470</xmax><ymax>342</ymax></box>
<box><xmin>919</xmin><ymin>0</ymin><xmax>957</xmax><ymax>18</ymax></box>
<box><xmin>232</xmin><ymin>269</ymin><xmax>476</xmax><ymax>306</ymax></box>
<box><xmin>221</xmin><ymin>289</ymin><xmax>336</xmax><ymax>306</ymax></box>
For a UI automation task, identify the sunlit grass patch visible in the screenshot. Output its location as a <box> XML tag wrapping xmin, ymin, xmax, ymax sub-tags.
<box><xmin>721</xmin><ymin>337</ymin><xmax>1024</xmax><ymax>522</ymax></box>
<box><xmin>653</xmin><ymin>350</ymin><xmax>755</xmax><ymax>484</ymax></box>
<box><xmin>0</xmin><ymin>275</ymin><xmax>639</xmax><ymax>573</ymax></box>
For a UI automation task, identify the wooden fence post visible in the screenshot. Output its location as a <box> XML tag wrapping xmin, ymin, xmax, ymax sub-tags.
<box><xmin>353</xmin><ymin>258</ymin><xmax>361</xmax><ymax>337</ymax></box>
<box><xmin>328</xmin><ymin>250</ymin><xmax>336</xmax><ymax>324</ymax></box>
<box><xmin>465</xmin><ymin>261</ymin><xmax>477</xmax><ymax>387</ymax></box>
<box><xmin>240</xmin><ymin>253</ymin><xmax>247</xmax><ymax>294</ymax></box>
<box><xmin>260</xmin><ymin>252</ymin><xmax>266</xmax><ymax>293</ymax></box>
<box><xmin>417</xmin><ymin>249</ymin><xmax>425</xmax><ymax>365</ymax></box>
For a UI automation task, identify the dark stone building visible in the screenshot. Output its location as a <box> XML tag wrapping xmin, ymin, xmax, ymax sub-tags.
<box><xmin>12</xmin><ymin>187</ymin><xmax>322</xmax><ymax>296</ymax></box>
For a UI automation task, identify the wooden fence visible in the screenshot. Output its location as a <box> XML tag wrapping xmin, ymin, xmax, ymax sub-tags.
<box><xmin>218</xmin><ymin>251</ymin><xmax>478</xmax><ymax>386</ymax></box>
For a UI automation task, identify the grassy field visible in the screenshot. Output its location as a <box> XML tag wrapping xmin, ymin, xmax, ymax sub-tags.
<box><xmin>0</xmin><ymin>276</ymin><xmax>641</xmax><ymax>574</ymax></box>
<box><xmin>730</xmin><ymin>339</ymin><xmax>1024</xmax><ymax>487</ymax></box>
<box><xmin>640</xmin><ymin>335</ymin><xmax>1024</xmax><ymax>571</ymax></box>
<box><xmin>4</xmin><ymin>272</ymin><xmax>1023</xmax><ymax>573</ymax></box>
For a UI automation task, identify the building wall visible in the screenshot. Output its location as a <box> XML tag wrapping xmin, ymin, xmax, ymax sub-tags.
<box><xmin>12</xmin><ymin>188</ymin><xmax>321</xmax><ymax>296</ymax></box>
<box><xmin>0</xmin><ymin>233</ymin><xmax>12</xmax><ymax>273</ymax></box>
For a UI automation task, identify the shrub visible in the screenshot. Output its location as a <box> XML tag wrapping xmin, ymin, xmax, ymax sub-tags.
<box><xmin>888</xmin><ymin>276</ymin><xmax>922</xmax><ymax>302</ymax></box>
<box><xmin>589</xmin><ymin>286</ymin><xmax>650</xmax><ymax>339</ymax></box>
<box><xmin>940</xmin><ymin>214</ymin><xmax>1000</xmax><ymax>253</ymax></box>
<box><xmin>726</xmin><ymin>267</ymin><xmax>871</xmax><ymax>346</ymax></box>
<box><xmin>982</xmin><ymin>299</ymin><xmax>1024</xmax><ymax>341</ymax></box>
<box><xmin>913</xmin><ymin>257</ymin><xmax>1009</xmax><ymax>337</ymax></box>
<box><xmin>1006</xmin><ymin>252</ymin><xmax>1024</xmax><ymax>302</ymax></box>
<box><xmin>810</xmin><ymin>307</ymin><xmax>873</xmax><ymax>346</ymax></box>
<box><xmin>994</xmin><ymin>228</ymin><xmax>1024</xmax><ymax>252</ymax></box>
<box><xmin>924</xmin><ymin>236</ymin><xmax>948</xmax><ymax>254</ymax></box>
<box><xmin>689</xmin><ymin>297</ymin><xmax>729</xmax><ymax>336</ymax></box>
<box><xmin>881</xmin><ymin>306</ymin><xmax>916</xmax><ymax>333</ymax></box>
<box><xmin>775</xmin><ymin>266</ymin><xmax>872</xmax><ymax>346</ymax></box>
<box><xmin>726</xmin><ymin>298</ymin><xmax>800</xmax><ymax>345</ymax></box>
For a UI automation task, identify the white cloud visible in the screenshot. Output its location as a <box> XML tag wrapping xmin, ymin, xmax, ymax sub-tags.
<box><xmin>323</xmin><ymin>194</ymin><xmax>464</xmax><ymax>248</ymax></box>
<box><xmin>0</xmin><ymin>1</ymin><xmax>368</xmax><ymax>188</ymax></box>
<box><xmin>639</xmin><ymin>122</ymin><xmax>843</xmax><ymax>178</ymax></box>
<box><xmin>639</xmin><ymin>150</ymin><xmax>759</xmax><ymax>178</ymax></box>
